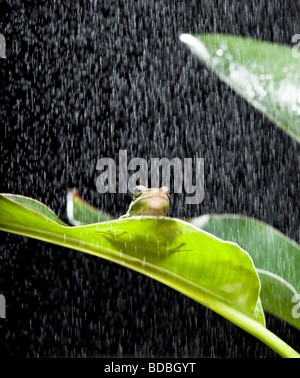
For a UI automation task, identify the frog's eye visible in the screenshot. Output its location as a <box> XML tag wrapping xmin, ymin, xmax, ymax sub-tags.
<box><xmin>161</xmin><ymin>186</ymin><xmax>171</xmax><ymax>197</ymax></box>
<box><xmin>133</xmin><ymin>186</ymin><xmax>142</xmax><ymax>196</ymax></box>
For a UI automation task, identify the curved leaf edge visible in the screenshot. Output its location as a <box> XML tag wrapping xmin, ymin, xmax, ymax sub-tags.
<box><xmin>67</xmin><ymin>189</ymin><xmax>300</xmax><ymax>330</ymax></box>
<box><xmin>0</xmin><ymin>193</ymin><xmax>299</xmax><ymax>358</ymax></box>
<box><xmin>0</xmin><ymin>193</ymin><xmax>262</xmax><ymax>321</ymax></box>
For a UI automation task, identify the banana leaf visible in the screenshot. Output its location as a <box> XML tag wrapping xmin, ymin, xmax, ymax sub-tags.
<box><xmin>190</xmin><ymin>214</ymin><xmax>300</xmax><ymax>331</ymax></box>
<box><xmin>0</xmin><ymin>193</ymin><xmax>298</xmax><ymax>357</ymax></box>
<box><xmin>180</xmin><ymin>33</ymin><xmax>300</xmax><ymax>144</ymax></box>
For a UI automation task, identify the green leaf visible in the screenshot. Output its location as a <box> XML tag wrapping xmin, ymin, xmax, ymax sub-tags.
<box><xmin>180</xmin><ymin>33</ymin><xmax>300</xmax><ymax>144</ymax></box>
<box><xmin>67</xmin><ymin>189</ymin><xmax>114</xmax><ymax>225</ymax></box>
<box><xmin>190</xmin><ymin>214</ymin><xmax>300</xmax><ymax>330</ymax></box>
<box><xmin>66</xmin><ymin>190</ymin><xmax>300</xmax><ymax>331</ymax></box>
<box><xmin>1</xmin><ymin>193</ymin><xmax>68</xmax><ymax>226</ymax></box>
<box><xmin>0</xmin><ymin>194</ymin><xmax>299</xmax><ymax>357</ymax></box>
<box><xmin>0</xmin><ymin>193</ymin><xmax>262</xmax><ymax>321</ymax></box>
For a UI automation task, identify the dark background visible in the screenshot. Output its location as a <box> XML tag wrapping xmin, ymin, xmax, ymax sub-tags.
<box><xmin>0</xmin><ymin>0</ymin><xmax>299</xmax><ymax>357</ymax></box>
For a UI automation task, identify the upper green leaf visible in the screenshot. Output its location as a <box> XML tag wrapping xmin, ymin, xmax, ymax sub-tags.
<box><xmin>180</xmin><ymin>33</ymin><xmax>300</xmax><ymax>144</ymax></box>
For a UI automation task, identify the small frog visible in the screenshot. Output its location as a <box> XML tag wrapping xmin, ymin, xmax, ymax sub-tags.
<box><xmin>119</xmin><ymin>185</ymin><xmax>171</xmax><ymax>219</ymax></box>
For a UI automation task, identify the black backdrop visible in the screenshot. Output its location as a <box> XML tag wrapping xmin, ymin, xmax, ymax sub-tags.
<box><xmin>0</xmin><ymin>0</ymin><xmax>299</xmax><ymax>357</ymax></box>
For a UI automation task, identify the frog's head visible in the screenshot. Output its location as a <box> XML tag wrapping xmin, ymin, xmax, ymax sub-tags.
<box><xmin>127</xmin><ymin>185</ymin><xmax>171</xmax><ymax>217</ymax></box>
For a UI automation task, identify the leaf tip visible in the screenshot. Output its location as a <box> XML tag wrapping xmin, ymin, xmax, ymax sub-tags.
<box><xmin>179</xmin><ymin>33</ymin><xmax>210</xmax><ymax>62</ymax></box>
